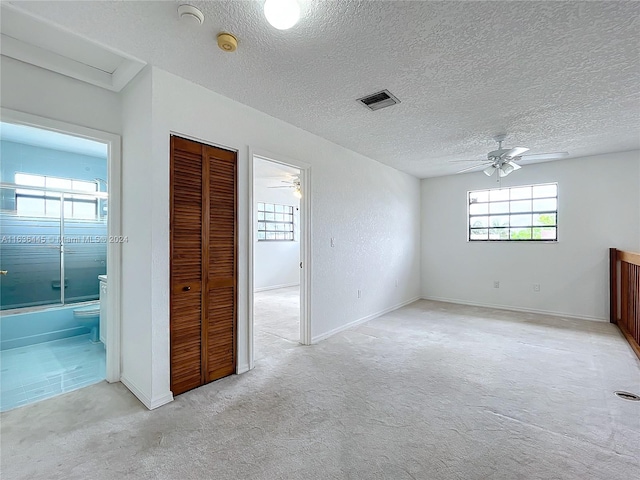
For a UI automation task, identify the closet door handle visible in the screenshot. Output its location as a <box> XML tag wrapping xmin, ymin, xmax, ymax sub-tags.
<box><xmin>183</xmin><ymin>286</ymin><xmax>191</xmax><ymax>292</ymax></box>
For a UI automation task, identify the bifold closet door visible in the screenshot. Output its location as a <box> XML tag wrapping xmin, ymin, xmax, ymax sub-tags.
<box><xmin>170</xmin><ymin>136</ymin><xmax>237</xmax><ymax>396</ymax></box>
<box><xmin>170</xmin><ymin>137</ymin><xmax>204</xmax><ymax>395</ymax></box>
<box><xmin>205</xmin><ymin>147</ymin><xmax>237</xmax><ymax>382</ymax></box>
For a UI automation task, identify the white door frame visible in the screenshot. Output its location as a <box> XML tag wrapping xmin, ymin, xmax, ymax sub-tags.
<box><xmin>1</xmin><ymin>108</ymin><xmax>123</xmax><ymax>382</ymax></box>
<box><xmin>248</xmin><ymin>148</ymin><xmax>311</xmax><ymax>369</ymax></box>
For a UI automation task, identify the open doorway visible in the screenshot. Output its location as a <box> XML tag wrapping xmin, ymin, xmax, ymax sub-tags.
<box><xmin>251</xmin><ymin>154</ymin><xmax>309</xmax><ymax>364</ymax></box>
<box><xmin>0</xmin><ymin>111</ymin><xmax>121</xmax><ymax>411</ymax></box>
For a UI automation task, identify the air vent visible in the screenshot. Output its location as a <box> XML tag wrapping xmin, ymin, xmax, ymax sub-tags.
<box><xmin>357</xmin><ymin>90</ymin><xmax>400</xmax><ymax>111</ymax></box>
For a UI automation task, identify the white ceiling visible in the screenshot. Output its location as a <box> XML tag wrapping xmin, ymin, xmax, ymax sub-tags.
<box><xmin>0</xmin><ymin>122</ymin><xmax>108</xmax><ymax>158</ymax></box>
<box><xmin>6</xmin><ymin>1</ymin><xmax>640</xmax><ymax>178</ymax></box>
<box><xmin>254</xmin><ymin>156</ymin><xmax>299</xmax><ymax>187</ymax></box>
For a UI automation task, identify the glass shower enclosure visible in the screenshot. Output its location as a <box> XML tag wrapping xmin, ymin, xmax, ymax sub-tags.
<box><xmin>1</xmin><ymin>175</ymin><xmax>108</xmax><ymax>310</ymax></box>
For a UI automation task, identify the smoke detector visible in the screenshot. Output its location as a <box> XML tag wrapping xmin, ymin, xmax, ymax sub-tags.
<box><xmin>357</xmin><ymin>90</ymin><xmax>400</xmax><ymax>111</ymax></box>
<box><xmin>177</xmin><ymin>5</ymin><xmax>204</xmax><ymax>26</ymax></box>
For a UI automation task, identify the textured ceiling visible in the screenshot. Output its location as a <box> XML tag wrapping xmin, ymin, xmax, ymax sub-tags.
<box><xmin>7</xmin><ymin>1</ymin><xmax>640</xmax><ymax>178</ymax></box>
<box><xmin>254</xmin><ymin>156</ymin><xmax>300</xmax><ymax>187</ymax></box>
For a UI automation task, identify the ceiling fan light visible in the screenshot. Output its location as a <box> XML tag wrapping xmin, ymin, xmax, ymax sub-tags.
<box><xmin>483</xmin><ymin>165</ymin><xmax>496</xmax><ymax>176</ymax></box>
<box><xmin>293</xmin><ymin>186</ymin><xmax>302</xmax><ymax>199</ymax></box>
<box><xmin>499</xmin><ymin>164</ymin><xmax>514</xmax><ymax>177</ymax></box>
<box><xmin>264</xmin><ymin>0</ymin><xmax>300</xmax><ymax>30</ymax></box>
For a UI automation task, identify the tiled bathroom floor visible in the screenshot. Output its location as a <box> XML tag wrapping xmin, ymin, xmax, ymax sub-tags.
<box><xmin>0</xmin><ymin>335</ymin><xmax>105</xmax><ymax>412</ymax></box>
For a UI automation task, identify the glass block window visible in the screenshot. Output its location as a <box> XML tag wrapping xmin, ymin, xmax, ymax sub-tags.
<box><xmin>468</xmin><ymin>183</ymin><xmax>558</xmax><ymax>241</ymax></box>
<box><xmin>257</xmin><ymin>202</ymin><xmax>294</xmax><ymax>241</ymax></box>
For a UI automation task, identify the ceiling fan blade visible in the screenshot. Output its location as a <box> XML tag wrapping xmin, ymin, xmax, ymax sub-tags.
<box><xmin>520</xmin><ymin>152</ymin><xmax>569</xmax><ymax>161</ymax></box>
<box><xmin>510</xmin><ymin>161</ymin><xmax>522</xmax><ymax>171</ymax></box>
<box><xmin>268</xmin><ymin>186</ymin><xmax>293</xmax><ymax>189</ymax></box>
<box><xmin>502</xmin><ymin>147</ymin><xmax>529</xmax><ymax>159</ymax></box>
<box><xmin>456</xmin><ymin>162</ymin><xmax>492</xmax><ymax>174</ymax></box>
<box><xmin>449</xmin><ymin>159</ymin><xmax>486</xmax><ymax>163</ymax></box>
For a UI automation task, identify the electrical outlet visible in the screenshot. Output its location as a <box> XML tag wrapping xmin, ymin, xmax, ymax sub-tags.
<box><xmin>357</xmin><ymin>289</ymin><xmax>361</xmax><ymax>298</ymax></box>
<box><xmin>493</xmin><ymin>281</ymin><xmax>500</xmax><ymax>289</ymax></box>
<box><xmin>330</xmin><ymin>237</ymin><xmax>335</xmax><ymax>247</ymax></box>
<box><xmin>533</xmin><ymin>284</ymin><xmax>540</xmax><ymax>292</ymax></box>
<box><xmin>395</xmin><ymin>279</ymin><xmax>399</xmax><ymax>288</ymax></box>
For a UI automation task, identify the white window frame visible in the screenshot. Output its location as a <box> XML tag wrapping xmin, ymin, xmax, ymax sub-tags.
<box><xmin>468</xmin><ymin>182</ymin><xmax>558</xmax><ymax>242</ymax></box>
<box><xmin>14</xmin><ymin>173</ymin><xmax>100</xmax><ymax>220</ymax></box>
<box><xmin>257</xmin><ymin>202</ymin><xmax>295</xmax><ymax>241</ymax></box>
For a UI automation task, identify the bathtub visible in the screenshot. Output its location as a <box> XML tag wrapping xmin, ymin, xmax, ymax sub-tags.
<box><xmin>0</xmin><ymin>302</ymin><xmax>97</xmax><ymax>350</ymax></box>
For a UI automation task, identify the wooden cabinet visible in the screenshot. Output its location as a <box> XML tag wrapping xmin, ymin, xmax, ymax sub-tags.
<box><xmin>170</xmin><ymin>136</ymin><xmax>237</xmax><ymax>395</ymax></box>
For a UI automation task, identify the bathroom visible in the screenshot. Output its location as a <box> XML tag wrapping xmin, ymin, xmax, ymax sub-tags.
<box><xmin>0</xmin><ymin>122</ymin><xmax>109</xmax><ymax>411</ymax></box>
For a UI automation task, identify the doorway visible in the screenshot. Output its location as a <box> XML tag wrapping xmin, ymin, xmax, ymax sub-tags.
<box><xmin>0</xmin><ymin>109</ymin><xmax>122</xmax><ymax>411</ymax></box>
<box><xmin>250</xmin><ymin>154</ymin><xmax>311</xmax><ymax>366</ymax></box>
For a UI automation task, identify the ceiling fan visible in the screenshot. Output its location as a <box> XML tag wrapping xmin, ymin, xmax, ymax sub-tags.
<box><xmin>268</xmin><ymin>176</ymin><xmax>302</xmax><ymax>198</ymax></box>
<box><xmin>454</xmin><ymin>134</ymin><xmax>569</xmax><ymax>178</ymax></box>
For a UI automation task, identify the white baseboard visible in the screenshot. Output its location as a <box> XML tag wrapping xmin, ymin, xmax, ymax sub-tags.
<box><xmin>254</xmin><ymin>282</ymin><xmax>300</xmax><ymax>293</ymax></box>
<box><xmin>120</xmin><ymin>374</ymin><xmax>174</xmax><ymax>410</ymax></box>
<box><xmin>311</xmin><ymin>296</ymin><xmax>421</xmax><ymax>343</ymax></box>
<box><xmin>420</xmin><ymin>296</ymin><xmax>608</xmax><ymax>323</ymax></box>
<box><xmin>149</xmin><ymin>391</ymin><xmax>174</xmax><ymax>410</ymax></box>
<box><xmin>236</xmin><ymin>363</ymin><xmax>250</xmax><ymax>374</ymax></box>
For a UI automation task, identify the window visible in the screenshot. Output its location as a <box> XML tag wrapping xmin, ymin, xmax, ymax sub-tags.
<box><xmin>468</xmin><ymin>183</ymin><xmax>558</xmax><ymax>241</ymax></box>
<box><xmin>257</xmin><ymin>202</ymin><xmax>294</xmax><ymax>241</ymax></box>
<box><xmin>15</xmin><ymin>173</ymin><xmax>99</xmax><ymax>220</ymax></box>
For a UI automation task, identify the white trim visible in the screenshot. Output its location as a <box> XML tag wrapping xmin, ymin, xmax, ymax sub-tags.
<box><xmin>120</xmin><ymin>376</ymin><xmax>173</xmax><ymax>410</ymax></box>
<box><xmin>1</xmin><ymin>108</ymin><xmax>123</xmax><ymax>382</ymax></box>
<box><xmin>236</xmin><ymin>363</ymin><xmax>250</xmax><ymax>375</ymax></box>
<box><xmin>247</xmin><ymin>154</ymin><xmax>255</xmax><ymax>370</ymax></box>
<box><xmin>169</xmin><ymin>130</ymin><xmax>239</xmax><ymax>154</ymax></box>
<box><xmin>254</xmin><ymin>282</ymin><xmax>300</xmax><ymax>293</ymax></box>
<box><xmin>249</xmin><ymin>148</ymin><xmax>312</xmax><ymax>372</ymax></box>
<box><xmin>421</xmin><ymin>296</ymin><xmax>608</xmax><ymax>322</ymax></box>
<box><xmin>0</xmin><ymin>4</ymin><xmax>146</xmax><ymax>93</ymax></box>
<box><xmin>311</xmin><ymin>297</ymin><xmax>421</xmax><ymax>343</ymax></box>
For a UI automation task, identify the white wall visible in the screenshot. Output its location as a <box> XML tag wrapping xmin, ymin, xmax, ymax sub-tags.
<box><xmin>421</xmin><ymin>150</ymin><xmax>640</xmax><ymax>321</ymax></box>
<box><xmin>253</xmin><ymin>179</ymin><xmax>300</xmax><ymax>291</ymax></box>
<box><xmin>119</xmin><ymin>67</ymin><xmax>159</xmax><ymax>406</ymax></box>
<box><xmin>118</xmin><ymin>66</ymin><xmax>421</xmax><ymax>406</ymax></box>
<box><xmin>0</xmin><ymin>56</ymin><xmax>121</xmax><ymax>134</ymax></box>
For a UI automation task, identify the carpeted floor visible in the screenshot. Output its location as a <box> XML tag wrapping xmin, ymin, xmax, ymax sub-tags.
<box><xmin>1</xmin><ymin>300</ymin><xmax>639</xmax><ymax>479</ymax></box>
<box><xmin>254</xmin><ymin>286</ymin><xmax>300</xmax><ymax>362</ymax></box>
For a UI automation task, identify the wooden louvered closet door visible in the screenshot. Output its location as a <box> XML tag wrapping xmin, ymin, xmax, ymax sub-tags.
<box><xmin>205</xmin><ymin>147</ymin><xmax>237</xmax><ymax>382</ymax></box>
<box><xmin>170</xmin><ymin>136</ymin><xmax>237</xmax><ymax>396</ymax></box>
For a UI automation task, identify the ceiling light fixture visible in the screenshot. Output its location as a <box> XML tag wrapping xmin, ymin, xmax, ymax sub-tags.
<box><xmin>499</xmin><ymin>163</ymin><xmax>515</xmax><ymax>177</ymax></box>
<box><xmin>293</xmin><ymin>185</ymin><xmax>302</xmax><ymax>199</ymax></box>
<box><xmin>177</xmin><ymin>5</ymin><xmax>204</xmax><ymax>26</ymax></box>
<box><xmin>264</xmin><ymin>0</ymin><xmax>300</xmax><ymax>30</ymax></box>
<box><xmin>484</xmin><ymin>161</ymin><xmax>522</xmax><ymax>179</ymax></box>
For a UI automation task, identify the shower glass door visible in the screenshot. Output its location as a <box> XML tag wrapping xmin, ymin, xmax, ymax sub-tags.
<box><xmin>0</xmin><ymin>184</ymin><xmax>62</xmax><ymax>309</ymax></box>
<box><xmin>63</xmin><ymin>187</ymin><xmax>107</xmax><ymax>304</ymax></box>
<box><xmin>0</xmin><ymin>178</ymin><xmax>108</xmax><ymax>310</ymax></box>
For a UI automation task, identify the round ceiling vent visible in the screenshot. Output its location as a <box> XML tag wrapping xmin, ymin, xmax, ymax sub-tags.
<box><xmin>177</xmin><ymin>5</ymin><xmax>204</xmax><ymax>26</ymax></box>
<box><xmin>217</xmin><ymin>33</ymin><xmax>238</xmax><ymax>53</ymax></box>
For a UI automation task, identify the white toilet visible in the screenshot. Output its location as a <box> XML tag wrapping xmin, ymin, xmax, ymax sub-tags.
<box><xmin>73</xmin><ymin>304</ymin><xmax>100</xmax><ymax>342</ymax></box>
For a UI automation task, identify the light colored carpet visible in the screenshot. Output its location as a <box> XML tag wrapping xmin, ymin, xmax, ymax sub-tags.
<box><xmin>1</xmin><ymin>300</ymin><xmax>639</xmax><ymax>480</ymax></box>
<box><xmin>254</xmin><ymin>286</ymin><xmax>300</xmax><ymax>361</ymax></box>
